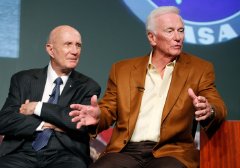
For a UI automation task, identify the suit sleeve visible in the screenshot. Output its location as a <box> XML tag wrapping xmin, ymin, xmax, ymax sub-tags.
<box><xmin>40</xmin><ymin>79</ymin><xmax>101</xmax><ymax>134</ymax></box>
<box><xmin>0</xmin><ymin>73</ymin><xmax>42</xmax><ymax>137</ymax></box>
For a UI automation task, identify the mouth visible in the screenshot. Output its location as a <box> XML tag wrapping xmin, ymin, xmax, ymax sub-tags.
<box><xmin>68</xmin><ymin>58</ymin><xmax>78</xmax><ymax>62</ymax></box>
<box><xmin>172</xmin><ymin>45</ymin><xmax>182</xmax><ymax>49</ymax></box>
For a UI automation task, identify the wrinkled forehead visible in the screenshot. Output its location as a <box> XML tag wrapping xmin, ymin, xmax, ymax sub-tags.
<box><xmin>49</xmin><ymin>26</ymin><xmax>81</xmax><ymax>43</ymax></box>
<box><xmin>156</xmin><ymin>12</ymin><xmax>183</xmax><ymax>23</ymax></box>
<box><xmin>155</xmin><ymin>13</ymin><xmax>184</xmax><ymax>27</ymax></box>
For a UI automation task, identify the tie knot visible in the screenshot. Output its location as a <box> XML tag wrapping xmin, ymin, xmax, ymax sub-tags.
<box><xmin>54</xmin><ymin>77</ymin><xmax>63</xmax><ymax>85</ymax></box>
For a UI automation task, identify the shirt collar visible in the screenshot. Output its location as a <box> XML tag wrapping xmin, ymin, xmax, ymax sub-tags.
<box><xmin>47</xmin><ymin>62</ymin><xmax>70</xmax><ymax>85</ymax></box>
<box><xmin>147</xmin><ymin>51</ymin><xmax>176</xmax><ymax>70</ymax></box>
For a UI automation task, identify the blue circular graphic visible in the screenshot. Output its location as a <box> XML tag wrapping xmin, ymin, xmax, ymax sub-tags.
<box><xmin>152</xmin><ymin>0</ymin><xmax>240</xmax><ymax>22</ymax></box>
<box><xmin>123</xmin><ymin>0</ymin><xmax>240</xmax><ymax>45</ymax></box>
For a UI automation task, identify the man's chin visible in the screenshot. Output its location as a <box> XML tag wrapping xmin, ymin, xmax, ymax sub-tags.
<box><xmin>67</xmin><ymin>62</ymin><xmax>78</xmax><ymax>68</ymax></box>
<box><xmin>171</xmin><ymin>50</ymin><xmax>181</xmax><ymax>56</ymax></box>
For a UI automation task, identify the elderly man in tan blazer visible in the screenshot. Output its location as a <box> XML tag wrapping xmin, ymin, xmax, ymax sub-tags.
<box><xmin>70</xmin><ymin>6</ymin><xmax>227</xmax><ymax>168</ymax></box>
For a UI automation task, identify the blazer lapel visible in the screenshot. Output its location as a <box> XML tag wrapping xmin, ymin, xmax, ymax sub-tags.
<box><xmin>129</xmin><ymin>56</ymin><xmax>149</xmax><ymax>130</ymax></box>
<box><xmin>161</xmin><ymin>53</ymin><xmax>190</xmax><ymax>122</ymax></box>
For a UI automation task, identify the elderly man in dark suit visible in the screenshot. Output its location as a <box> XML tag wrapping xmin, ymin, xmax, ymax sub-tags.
<box><xmin>0</xmin><ymin>25</ymin><xmax>101</xmax><ymax>168</ymax></box>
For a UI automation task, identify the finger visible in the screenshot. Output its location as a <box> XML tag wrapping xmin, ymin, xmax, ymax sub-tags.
<box><xmin>69</xmin><ymin>110</ymin><xmax>80</xmax><ymax>117</ymax></box>
<box><xmin>70</xmin><ymin>104</ymin><xmax>82</xmax><ymax>110</ymax></box>
<box><xmin>55</xmin><ymin>128</ymin><xmax>64</xmax><ymax>132</ymax></box>
<box><xmin>195</xmin><ymin>112</ymin><xmax>208</xmax><ymax>121</ymax></box>
<box><xmin>188</xmin><ymin>88</ymin><xmax>197</xmax><ymax>100</ymax></box>
<box><xmin>44</xmin><ymin>122</ymin><xmax>52</xmax><ymax>127</ymax></box>
<box><xmin>196</xmin><ymin>96</ymin><xmax>206</xmax><ymax>103</ymax></box>
<box><xmin>71</xmin><ymin>116</ymin><xmax>83</xmax><ymax>122</ymax></box>
<box><xmin>195</xmin><ymin>102</ymin><xmax>207</xmax><ymax>109</ymax></box>
<box><xmin>76</xmin><ymin>121</ymin><xmax>84</xmax><ymax>129</ymax></box>
<box><xmin>195</xmin><ymin>115</ymin><xmax>206</xmax><ymax>121</ymax></box>
<box><xmin>19</xmin><ymin>105</ymin><xmax>25</xmax><ymax>113</ymax></box>
<box><xmin>195</xmin><ymin>108</ymin><xmax>208</xmax><ymax>117</ymax></box>
<box><xmin>25</xmin><ymin>99</ymin><xmax>30</xmax><ymax>104</ymax></box>
<box><xmin>91</xmin><ymin>95</ymin><xmax>98</xmax><ymax>107</ymax></box>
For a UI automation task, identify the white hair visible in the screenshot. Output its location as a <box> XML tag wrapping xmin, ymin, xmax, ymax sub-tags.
<box><xmin>146</xmin><ymin>6</ymin><xmax>181</xmax><ymax>34</ymax></box>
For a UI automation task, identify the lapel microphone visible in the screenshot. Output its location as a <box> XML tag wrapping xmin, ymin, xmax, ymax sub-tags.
<box><xmin>137</xmin><ymin>86</ymin><xmax>145</xmax><ymax>92</ymax></box>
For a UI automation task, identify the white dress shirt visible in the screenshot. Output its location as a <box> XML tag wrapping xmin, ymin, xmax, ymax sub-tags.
<box><xmin>130</xmin><ymin>53</ymin><xmax>175</xmax><ymax>142</ymax></box>
<box><xmin>34</xmin><ymin>63</ymin><xmax>69</xmax><ymax>130</ymax></box>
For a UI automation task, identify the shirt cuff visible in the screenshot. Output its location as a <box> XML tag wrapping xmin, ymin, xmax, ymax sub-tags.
<box><xmin>36</xmin><ymin>122</ymin><xmax>45</xmax><ymax>131</ymax></box>
<box><xmin>34</xmin><ymin>102</ymin><xmax>43</xmax><ymax>116</ymax></box>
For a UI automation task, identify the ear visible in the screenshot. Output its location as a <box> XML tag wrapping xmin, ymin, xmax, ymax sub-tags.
<box><xmin>147</xmin><ymin>32</ymin><xmax>157</xmax><ymax>46</ymax></box>
<box><xmin>46</xmin><ymin>44</ymin><xmax>54</xmax><ymax>58</ymax></box>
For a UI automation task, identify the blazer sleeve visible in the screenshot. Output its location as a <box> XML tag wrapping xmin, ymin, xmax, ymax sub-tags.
<box><xmin>197</xmin><ymin>62</ymin><xmax>227</xmax><ymax>135</ymax></box>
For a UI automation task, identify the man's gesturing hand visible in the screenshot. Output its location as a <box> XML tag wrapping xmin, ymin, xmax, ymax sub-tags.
<box><xmin>69</xmin><ymin>95</ymin><xmax>100</xmax><ymax>129</ymax></box>
<box><xmin>188</xmin><ymin>88</ymin><xmax>213</xmax><ymax>121</ymax></box>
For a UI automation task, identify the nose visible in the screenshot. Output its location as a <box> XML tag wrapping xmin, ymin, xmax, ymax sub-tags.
<box><xmin>173</xmin><ymin>31</ymin><xmax>181</xmax><ymax>41</ymax></box>
<box><xmin>71</xmin><ymin>45</ymin><xmax>80</xmax><ymax>55</ymax></box>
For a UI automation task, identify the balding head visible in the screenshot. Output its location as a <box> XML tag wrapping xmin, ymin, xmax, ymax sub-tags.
<box><xmin>47</xmin><ymin>25</ymin><xmax>81</xmax><ymax>44</ymax></box>
<box><xmin>46</xmin><ymin>25</ymin><xmax>82</xmax><ymax>76</ymax></box>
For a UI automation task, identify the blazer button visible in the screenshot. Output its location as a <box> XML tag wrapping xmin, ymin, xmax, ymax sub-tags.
<box><xmin>123</xmin><ymin>140</ymin><xmax>127</xmax><ymax>144</ymax></box>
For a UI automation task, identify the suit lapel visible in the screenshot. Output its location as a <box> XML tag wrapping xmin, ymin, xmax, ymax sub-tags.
<box><xmin>28</xmin><ymin>68</ymin><xmax>84</xmax><ymax>106</ymax></box>
<box><xmin>58</xmin><ymin>78</ymin><xmax>75</xmax><ymax>106</ymax></box>
<box><xmin>58</xmin><ymin>70</ymin><xmax>85</xmax><ymax>106</ymax></box>
<box><xmin>161</xmin><ymin>53</ymin><xmax>190</xmax><ymax>122</ymax></box>
<box><xmin>30</xmin><ymin>67</ymin><xmax>47</xmax><ymax>101</ymax></box>
<box><xmin>129</xmin><ymin>56</ymin><xmax>149</xmax><ymax>129</ymax></box>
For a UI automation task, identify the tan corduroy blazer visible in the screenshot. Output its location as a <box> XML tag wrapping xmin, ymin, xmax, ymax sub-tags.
<box><xmin>97</xmin><ymin>52</ymin><xmax>227</xmax><ymax>168</ymax></box>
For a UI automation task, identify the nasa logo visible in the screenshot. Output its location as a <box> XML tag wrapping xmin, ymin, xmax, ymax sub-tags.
<box><xmin>123</xmin><ymin>0</ymin><xmax>240</xmax><ymax>45</ymax></box>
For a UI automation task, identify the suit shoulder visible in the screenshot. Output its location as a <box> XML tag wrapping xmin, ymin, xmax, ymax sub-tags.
<box><xmin>11</xmin><ymin>68</ymin><xmax>44</xmax><ymax>80</ymax></box>
<box><xmin>182</xmin><ymin>52</ymin><xmax>211</xmax><ymax>63</ymax></box>
<box><xmin>72</xmin><ymin>71</ymin><xmax>100</xmax><ymax>88</ymax></box>
<box><xmin>181</xmin><ymin>52</ymin><xmax>213</xmax><ymax>66</ymax></box>
<box><xmin>114</xmin><ymin>55</ymin><xmax>148</xmax><ymax>67</ymax></box>
<box><xmin>115</xmin><ymin>55</ymin><xmax>147</xmax><ymax>64</ymax></box>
